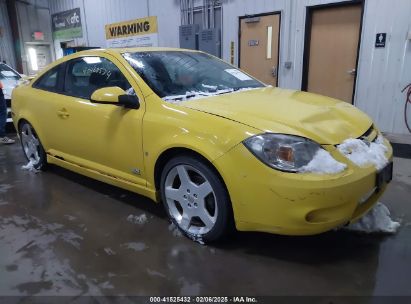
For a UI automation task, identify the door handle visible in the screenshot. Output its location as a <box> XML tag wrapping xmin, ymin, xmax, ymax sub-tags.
<box><xmin>57</xmin><ymin>108</ymin><xmax>70</xmax><ymax>119</ymax></box>
<box><xmin>272</xmin><ymin>66</ymin><xmax>278</xmax><ymax>77</ymax></box>
<box><xmin>347</xmin><ymin>69</ymin><xmax>356</xmax><ymax>76</ymax></box>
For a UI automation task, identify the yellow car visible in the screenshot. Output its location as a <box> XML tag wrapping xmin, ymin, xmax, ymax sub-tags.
<box><xmin>11</xmin><ymin>48</ymin><xmax>393</xmax><ymax>242</ymax></box>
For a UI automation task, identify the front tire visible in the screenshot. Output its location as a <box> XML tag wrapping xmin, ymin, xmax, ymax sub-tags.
<box><xmin>19</xmin><ymin>121</ymin><xmax>47</xmax><ymax>170</ymax></box>
<box><xmin>160</xmin><ymin>155</ymin><xmax>233</xmax><ymax>243</ymax></box>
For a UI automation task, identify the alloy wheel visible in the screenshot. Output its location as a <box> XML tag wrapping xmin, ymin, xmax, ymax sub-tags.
<box><xmin>164</xmin><ymin>164</ymin><xmax>218</xmax><ymax>235</ymax></box>
<box><xmin>20</xmin><ymin>123</ymin><xmax>41</xmax><ymax>164</ymax></box>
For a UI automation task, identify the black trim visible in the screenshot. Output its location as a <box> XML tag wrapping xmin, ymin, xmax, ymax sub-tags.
<box><xmin>238</xmin><ymin>11</ymin><xmax>281</xmax><ymax>87</ymax></box>
<box><xmin>32</xmin><ymin>64</ymin><xmax>65</xmax><ymax>94</ymax></box>
<box><xmin>392</xmin><ymin>143</ymin><xmax>411</xmax><ymax>159</ymax></box>
<box><xmin>302</xmin><ymin>0</ymin><xmax>364</xmax><ymax>104</ymax></box>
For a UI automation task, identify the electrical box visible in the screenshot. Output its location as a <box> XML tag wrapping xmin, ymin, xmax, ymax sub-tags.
<box><xmin>179</xmin><ymin>24</ymin><xmax>199</xmax><ymax>50</ymax></box>
<box><xmin>198</xmin><ymin>28</ymin><xmax>221</xmax><ymax>58</ymax></box>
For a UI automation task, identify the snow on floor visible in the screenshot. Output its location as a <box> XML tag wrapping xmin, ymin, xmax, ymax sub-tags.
<box><xmin>126</xmin><ymin>214</ymin><xmax>148</xmax><ymax>225</ymax></box>
<box><xmin>21</xmin><ymin>159</ymin><xmax>40</xmax><ymax>173</ymax></box>
<box><xmin>122</xmin><ymin>242</ymin><xmax>147</xmax><ymax>252</ymax></box>
<box><xmin>163</xmin><ymin>87</ymin><xmax>260</xmax><ymax>104</ymax></box>
<box><xmin>0</xmin><ymin>214</ymin><xmax>101</xmax><ymax>296</ymax></box>
<box><xmin>300</xmin><ymin>149</ymin><xmax>347</xmax><ymax>174</ymax></box>
<box><xmin>103</xmin><ymin>247</ymin><xmax>116</xmax><ymax>256</ymax></box>
<box><xmin>0</xmin><ymin>184</ymin><xmax>13</xmax><ymax>193</ymax></box>
<box><xmin>337</xmin><ymin>135</ymin><xmax>389</xmax><ymax>170</ymax></box>
<box><xmin>344</xmin><ymin>202</ymin><xmax>401</xmax><ymax>234</ymax></box>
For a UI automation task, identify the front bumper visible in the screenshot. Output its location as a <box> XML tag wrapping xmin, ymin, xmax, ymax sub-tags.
<box><xmin>213</xmin><ymin>139</ymin><xmax>393</xmax><ymax>235</ymax></box>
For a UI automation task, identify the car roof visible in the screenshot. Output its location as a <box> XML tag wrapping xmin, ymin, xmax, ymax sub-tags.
<box><xmin>73</xmin><ymin>47</ymin><xmax>199</xmax><ymax>56</ymax></box>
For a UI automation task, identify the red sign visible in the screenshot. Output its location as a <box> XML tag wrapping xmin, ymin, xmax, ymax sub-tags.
<box><xmin>33</xmin><ymin>31</ymin><xmax>44</xmax><ymax>41</ymax></box>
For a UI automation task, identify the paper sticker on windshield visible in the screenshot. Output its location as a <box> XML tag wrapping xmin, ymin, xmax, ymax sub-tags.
<box><xmin>1</xmin><ymin>71</ymin><xmax>17</xmax><ymax>77</ymax></box>
<box><xmin>225</xmin><ymin>69</ymin><xmax>252</xmax><ymax>81</ymax></box>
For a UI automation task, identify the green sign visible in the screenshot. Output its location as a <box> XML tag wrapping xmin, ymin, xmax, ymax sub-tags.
<box><xmin>52</xmin><ymin>8</ymin><xmax>83</xmax><ymax>39</ymax></box>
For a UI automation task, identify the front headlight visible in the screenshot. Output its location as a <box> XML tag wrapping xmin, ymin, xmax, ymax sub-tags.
<box><xmin>243</xmin><ymin>133</ymin><xmax>345</xmax><ymax>173</ymax></box>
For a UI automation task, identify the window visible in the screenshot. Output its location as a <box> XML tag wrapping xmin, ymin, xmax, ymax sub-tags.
<box><xmin>64</xmin><ymin>57</ymin><xmax>131</xmax><ymax>99</ymax></box>
<box><xmin>33</xmin><ymin>66</ymin><xmax>60</xmax><ymax>92</ymax></box>
<box><xmin>122</xmin><ymin>51</ymin><xmax>264</xmax><ymax>98</ymax></box>
<box><xmin>0</xmin><ymin>64</ymin><xmax>21</xmax><ymax>81</ymax></box>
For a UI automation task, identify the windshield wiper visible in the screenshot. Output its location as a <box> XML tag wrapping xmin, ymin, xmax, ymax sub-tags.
<box><xmin>163</xmin><ymin>91</ymin><xmax>209</xmax><ymax>102</ymax></box>
<box><xmin>162</xmin><ymin>87</ymin><xmax>259</xmax><ymax>102</ymax></box>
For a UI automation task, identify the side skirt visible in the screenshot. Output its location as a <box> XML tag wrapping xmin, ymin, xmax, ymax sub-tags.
<box><xmin>47</xmin><ymin>154</ymin><xmax>158</xmax><ymax>202</ymax></box>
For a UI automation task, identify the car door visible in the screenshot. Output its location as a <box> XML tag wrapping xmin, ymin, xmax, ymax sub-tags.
<box><xmin>51</xmin><ymin>54</ymin><xmax>146</xmax><ymax>186</ymax></box>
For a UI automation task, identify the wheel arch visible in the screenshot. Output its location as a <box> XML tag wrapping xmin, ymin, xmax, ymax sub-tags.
<box><xmin>154</xmin><ymin>146</ymin><xmax>236</xmax><ymax>236</ymax></box>
<box><xmin>154</xmin><ymin>147</ymin><xmax>229</xmax><ymax>196</ymax></box>
<box><xmin>17</xmin><ymin>117</ymin><xmax>48</xmax><ymax>150</ymax></box>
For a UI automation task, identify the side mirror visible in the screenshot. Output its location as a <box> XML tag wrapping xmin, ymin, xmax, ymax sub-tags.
<box><xmin>90</xmin><ymin>87</ymin><xmax>139</xmax><ymax>109</ymax></box>
<box><xmin>118</xmin><ymin>94</ymin><xmax>140</xmax><ymax>109</ymax></box>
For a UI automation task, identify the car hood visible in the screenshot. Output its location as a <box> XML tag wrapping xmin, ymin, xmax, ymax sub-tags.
<box><xmin>1</xmin><ymin>78</ymin><xmax>19</xmax><ymax>99</ymax></box>
<box><xmin>180</xmin><ymin>87</ymin><xmax>372</xmax><ymax>145</ymax></box>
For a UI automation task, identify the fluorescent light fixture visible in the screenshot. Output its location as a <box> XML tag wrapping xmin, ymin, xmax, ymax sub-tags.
<box><xmin>83</xmin><ymin>57</ymin><xmax>102</xmax><ymax>64</ymax></box>
<box><xmin>28</xmin><ymin>48</ymin><xmax>38</xmax><ymax>71</ymax></box>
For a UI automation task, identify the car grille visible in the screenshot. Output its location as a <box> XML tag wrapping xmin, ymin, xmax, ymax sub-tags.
<box><xmin>359</xmin><ymin>125</ymin><xmax>377</xmax><ymax>142</ymax></box>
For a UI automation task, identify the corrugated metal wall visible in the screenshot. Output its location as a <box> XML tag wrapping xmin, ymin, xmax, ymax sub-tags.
<box><xmin>355</xmin><ymin>0</ymin><xmax>411</xmax><ymax>135</ymax></box>
<box><xmin>47</xmin><ymin>0</ymin><xmax>411</xmax><ymax>135</ymax></box>
<box><xmin>0</xmin><ymin>0</ymin><xmax>17</xmax><ymax>68</ymax></box>
<box><xmin>48</xmin><ymin>0</ymin><xmax>180</xmax><ymax>51</ymax></box>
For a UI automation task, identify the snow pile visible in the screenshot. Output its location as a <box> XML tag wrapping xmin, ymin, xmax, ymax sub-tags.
<box><xmin>168</xmin><ymin>223</ymin><xmax>183</xmax><ymax>237</ymax></box>
<box><xmin>21</xmin><ymin>159</ymin><xmax>40</xmax><ymax>173</ymax></box>
<box><xmin>127</xmin><ymin>213</ymin><xmax>148</xmax><ymax>225</ymax></box>
<box><xmin>337</xmin><ymin>135</ymin><xmax>389</xmax><ymax>170</ymax></box>
<box><xmin>300</xmin><ymin>149</ymin><xmax>347</xmax><ymax>174</ymax></box>
<box><xmin>188</xmin><ymin>234</ymin><xmax>205</xmax><ymax>245</ymax></box>
<box><xmin>344</xmin><ymin>202</ymin><xmax>401</xmax><ymax>234</ymax></box>
<box><xmin>168</xmin><ymin>223</ymin><xmax>204</xmax><ymax>244</ymax></box>
<box><xmin>163</xmin><ymin>87</ymin><xmax>260</xmax><ymax>103</ymax></box>
<box><xmin>103</xmin><ymin>247</ymin><xmax>116</xmax><ymax>256</ymax></box>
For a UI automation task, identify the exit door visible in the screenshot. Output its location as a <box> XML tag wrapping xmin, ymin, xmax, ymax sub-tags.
<box><xmin>239</xmin><ymin>13</ymin><xmax>280</xmax><ymax>86</ymax></box>
<box><xmin>302</xmin><ymin>2</ymin><xmax>363</xmax><ymax>103</ymax></box>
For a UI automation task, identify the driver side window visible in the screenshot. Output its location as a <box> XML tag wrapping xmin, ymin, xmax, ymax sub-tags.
<box><xmin>63</xmin><ymin>56</ymin><xmax>131</xmax><ymax>99</ymax></box>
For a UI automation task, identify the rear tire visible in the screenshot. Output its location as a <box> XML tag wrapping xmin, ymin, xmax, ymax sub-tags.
<box><xmin>160</xmin><ymin>155</ymin><xmax>233</xmax><ymax>243</ymax></box>
<box><xmin>19</xmin><ymin>121</ymin><xmax>47</xmax><ymax>170</ymax></box>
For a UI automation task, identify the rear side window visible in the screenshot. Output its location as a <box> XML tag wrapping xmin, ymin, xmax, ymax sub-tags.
<box><xmin>33</xmin><ymin>66</ymin><xmax>60</xmax><ymax>92</ymax></box>
<box><xmin>63</xmin><ymin>57</ymin><xmax>131</xmax><ymax>99</ymax></box>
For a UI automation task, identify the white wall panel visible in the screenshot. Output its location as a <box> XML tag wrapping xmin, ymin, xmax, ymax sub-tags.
<box><xmin>355</xmin><ymin>0</ymin><xmax>411</xmax><ymax>135</ymax></box>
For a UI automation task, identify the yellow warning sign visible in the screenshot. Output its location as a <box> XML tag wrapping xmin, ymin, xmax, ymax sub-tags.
<box><xmin>105</xmin><ymin>16</ymin><xmax>158</xmax><ymax>40</ymax></box>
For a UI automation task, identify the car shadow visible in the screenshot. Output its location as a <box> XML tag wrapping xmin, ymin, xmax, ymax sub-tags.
<box><xmin>215</xmin><ymin>230</ymin><xmax>389</xmax><ymax>264</ymax></box>
<box><xmin>47</xmin><ymin>165</ymin><xmax>168</xmax><ymax>220</ymax></box>
<box><xmin>47</xmin><ymin>164</ymin><xmax>388</xmax><ymax>265</ymax></box>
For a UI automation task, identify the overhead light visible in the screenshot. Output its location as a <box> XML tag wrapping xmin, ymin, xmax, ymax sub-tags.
<box><xmin>28</xmin><ymin>48</ymin><xmax>38</xmax><ymax>71</ymax></box>
<box><xmin>83</xmin><ymin>57</ymin><xmax>101</xmax><ymax>64</ymax></box>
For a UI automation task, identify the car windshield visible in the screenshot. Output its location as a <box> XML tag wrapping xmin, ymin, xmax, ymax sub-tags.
<box><xmin>0</xmin><ymin>63</ymin><xmax>21</xmax><ymax>81</ymax></box>
<box><xmin>122</xmin><ymin>51</ymin><xmax>264</xmax><ymax>100</ymax></box>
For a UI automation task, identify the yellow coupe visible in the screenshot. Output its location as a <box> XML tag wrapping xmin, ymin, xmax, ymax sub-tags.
<box><xmin>11</xmin><ymin>48</ymin><xmax>393</xmax><ymax>242</ymax></box>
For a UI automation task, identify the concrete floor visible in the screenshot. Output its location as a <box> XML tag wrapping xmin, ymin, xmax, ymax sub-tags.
<box><xmin>1</xmin><ymin>140</ymin><xmax>411</xmax><ymax>297</ymax></box>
